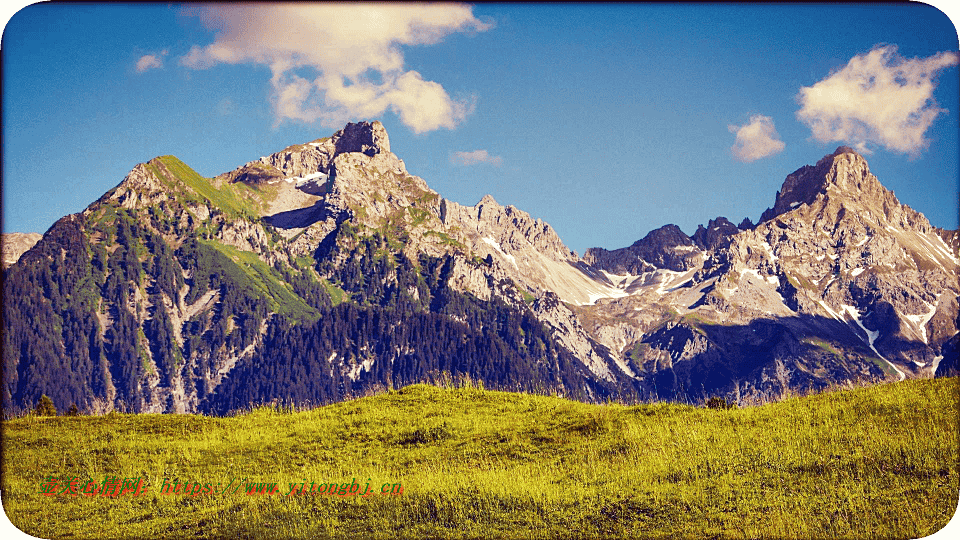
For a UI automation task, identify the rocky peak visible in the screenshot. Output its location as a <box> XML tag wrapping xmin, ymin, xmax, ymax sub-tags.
<box><xmin>632</xmin><ymin>224</ymin><xmax>695</xmax><ymax>250</ymax></box>
<box><xmin>477</xmin><ymin>194</ymin><xmax>499</xmax><ymax>210</ymax></box>
<box><xmin>692</xmin><ymin>216</ymin><xmax>740</xmax><ymax>251</ymax></box>
<box><xmin>239</xmin><ymin>121</ymin><xmax>390</xmax><ymax>183</ymax></box>
<box><xmin>332</xmin><ymin>121</ymin><xmax>390</xmax><ymax>156</ymax></box>
<box><xmin>431</xmin><ymin>193</ymin><xmax>632</xmax><ymax>306</ymax></box>
<box><xmin>631</xmin><ymin>224</ymin><xmax>703</xmax><ymax>271</ymax></box>
<box><xmin>758</xmin><ymin>146</ymin><xmax>882</xmax><ymax>223</ymax></box>
<box><xmin>584</xmin><ymin>223</ymin><xmax>703</xmax><ymax>274</ymax></box>
<box><xmin>440</xmin><ymin>194</ymin><xmax>572</xmax><ymax>261</ymax></box>
<box><xmin>760</xmin><ymin>146</ymin><xmax>890</xmax><ymax>223</ymax></box>
<box><xmin>759</xmin><ymin>147</ymin><xmax>939</xmax><ymax>240</ymax></box>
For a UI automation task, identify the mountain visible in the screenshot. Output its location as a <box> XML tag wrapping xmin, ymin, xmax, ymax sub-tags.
<box><xmin>3</xmin><ymin>123</ymin><xmax>957</xmax><ymax>415</ymax></box>
<box><xmin>573</xmin><ymin>147</ymin><xmax>959</xmax><ymax>401</ymax></box>
<box><xmin>1</xmin><ymin>232</ymin><xmax>42</xmax><ymax>268</ymax></box>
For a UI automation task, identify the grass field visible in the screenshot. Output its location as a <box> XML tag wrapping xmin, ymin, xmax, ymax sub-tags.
<box><xmin>2</xmin><ymin>378</ymin><xmax>958</xmax><ymax>539</ymax></box>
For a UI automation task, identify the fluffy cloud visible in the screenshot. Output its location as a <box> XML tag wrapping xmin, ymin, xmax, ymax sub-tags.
<box><xmin>179</xmin><ymin>4</ymin><xmax>491</xmax><ymax>133</ymax></box>
<box><xmin>796</xmin><ymin>45</ymin><xmax>959</xmax><ymax>156</ymax></box>
<box><xmin>135</xmin><ymin>50</ymin><xmax>167</xmax><ymax>73</ymax></box>
<box><xmin>728</xmin><ymin>115</ymin><xmax>785</xmax><ymax>162</ymax></box>
<box><xmin>451</xmin><ymin>150</ymin><xmax>502</xmax><ymax>166</ymax></box>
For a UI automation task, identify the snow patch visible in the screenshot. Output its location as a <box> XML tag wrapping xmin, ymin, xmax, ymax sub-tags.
<box><xmin>931</xmin><ymin>355</ymin><xmax>943</xmax><ymax>373</ymax></box>
<box><xmin>760</xmin><ymin>241</ymin><xmax>778</xmax><ymax>262</ymax></box>
<box><xmin>840</xmin><ymin>304</ymin><xmax>905</xmax><ymax>381</ymax></box>
<box><xmin>921</xmin><ymin>232</ymin><xmax>960</xmax><ymax>265</ymax></box>
<box><xmin>586</xmin><ymin>289</ymin><xmax>629</xmax><ymax>305</ymax></box>
<box><xmin>850</xmin><ymin>268</ymin><xmax>864</xmax><ymax>277</ymax></box>
<box><xmin>287</xmin><ymin>170</ymin><xmax>329</xmax><ymax>188</ymax></box>
<box><xmin>654</xmin><ymin>269</ymin><xmax>685</xmax><ymax>295</ymax></box>
<box><xmin>600</xmin><ymin>270</ymin><xmax>644</xmax><ymax>290</ymax></box>
<box><xmin>903</xmin><ymin>301</ymin><xmax>937</xmax><ymax>344</ymax></box>
<box><xmin>818</xmin><ymin>300</ymin><xmax>843</xmax><ymax>322</ymax></box>
<box><xmin>932</xmin><ymin>234</ymin><xmax>959</xmax><ymax>265</ymax></box>
<box><xmin>740</xmin><ymin>268</ymin><xmax>779</xmax><ymax>287</ymax></box>
<box><xmin>482</xmin><ymin>237</ymin><xmax>518</xmax><ymax>270</ymax></box>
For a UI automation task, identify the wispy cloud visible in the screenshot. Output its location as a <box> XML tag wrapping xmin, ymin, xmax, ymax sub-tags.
<box><xmin>179</xmin><ymin>4</ymin><xmax>492</xmax><ymax>133</ymax></box>
<box><xmin>728</xmin><ymin>115</ymin><xmax>785</xmax><ymax>162</ymax></box>
<box><xmin>135</xmin><ymin>50</ymin><xmax>168</xmax><ymax>73</ymax></box>
<box><xmin>796</xmin><ymin>45</ymin><xmax>959</xmax><ymax>156</ymax></box>
<box><xmin>451</xmin><ymin>150</ymin><xmax>503</xmax><ymax>166</ymax></box>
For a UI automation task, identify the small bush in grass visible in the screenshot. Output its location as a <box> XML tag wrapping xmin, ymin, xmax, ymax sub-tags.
<box><xmin>397</xmin><ymin>423</ymin><xmax>454</xmax><ymax>445</ymax></box>
<box><xmin>705</xmin><ymin>396</ymin><xmax>734</xmax><ymax>409</ymax></box>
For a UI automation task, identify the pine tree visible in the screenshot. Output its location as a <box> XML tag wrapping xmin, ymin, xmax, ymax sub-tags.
<box><xmin>34</xmin><ymin>395</ymin><xmax>57</xmax><ymax>416</ymax></box>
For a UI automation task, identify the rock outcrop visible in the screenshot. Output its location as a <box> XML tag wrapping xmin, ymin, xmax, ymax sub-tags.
<box><xmin>1</xmin><ymin>232</ymin><xmax>42</xmax><ymax>268</ymax></box>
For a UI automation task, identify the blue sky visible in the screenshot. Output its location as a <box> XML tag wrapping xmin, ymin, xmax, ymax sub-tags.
<box><xmin>2</xmin><ymin>3</ymin><xmax>958</xmax><ymax>255</ymax></box>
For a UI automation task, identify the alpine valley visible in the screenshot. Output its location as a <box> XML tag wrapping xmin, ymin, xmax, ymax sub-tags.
<box><xmin>3</xmin><ymin>121</ymin><xmax>958</xmax><ymax>415</ymax></box>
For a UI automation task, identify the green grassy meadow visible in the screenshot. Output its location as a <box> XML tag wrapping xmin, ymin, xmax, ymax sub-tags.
<box><xmin>2</xmin><ymin>378</ymin><xmax>958</xmax><ymax>539</ymax></box>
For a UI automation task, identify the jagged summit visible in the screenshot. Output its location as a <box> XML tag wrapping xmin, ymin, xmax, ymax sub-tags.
<box><xmin>333</xmin><ymin>121</ymin><xmax>390</xmax><ymax>156</ymax></box>
<box><xmin>226</xmin><ymin>120</ymin><xmax>393</xmax><ymax>183</ymax></box>
<box><xmin>583</xmin><ymin>223</ymin><xmax>699</xmax><ymax>275</ymax></box>
<box><xmin>759</xmin><ymin>146</ymin><xmax>886</xmax><ymax>223</ymax></box>
<box><xmin>828</xmin><ymin>145</ymin><xmax>859</xmax><ymax>158</ymax></box>
<box><xmin>692</xmin><ymin>216</ymin><xmax>741</xmax><ymax>251</ymax></box>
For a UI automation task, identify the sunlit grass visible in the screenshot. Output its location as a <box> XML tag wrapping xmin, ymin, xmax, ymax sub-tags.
<box><xmin>2</xmin><ymin>378</ymin><xmax>957</xmax><ymax>539</ymax></box>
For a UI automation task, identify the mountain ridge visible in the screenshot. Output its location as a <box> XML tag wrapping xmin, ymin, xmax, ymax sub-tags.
<box><xmin>3</xmin><ymin>122</ymin><xmax>957</xmax><ymax>415</ymax></box>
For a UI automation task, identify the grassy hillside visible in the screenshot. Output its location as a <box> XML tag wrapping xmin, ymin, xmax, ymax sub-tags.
<box><xmin>145</xmin><ymin>155</ymin><xmax>265</xmax><ymax>220</ymax></box>
<box><xmin>2</xmin><ymin>378</ymin><xmax>957</xmax><ymax>539</ymax></box>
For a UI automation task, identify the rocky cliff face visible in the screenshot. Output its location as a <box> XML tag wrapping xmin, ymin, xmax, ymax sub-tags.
<box><xmin>1</xmin><ymin>233</ymin><xmax>42</xmax><ymax>268</ymax></box>
<box><xmin>3</xmin><ymin>123</ymin><xmax>956</xmax><ymax>414</ymax></box>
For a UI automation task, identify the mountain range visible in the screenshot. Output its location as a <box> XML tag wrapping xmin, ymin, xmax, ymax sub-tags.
<box><xmin>3</xmin><ymin>121</ymin><xmax>957</xmax><ymax>415</ymax></box>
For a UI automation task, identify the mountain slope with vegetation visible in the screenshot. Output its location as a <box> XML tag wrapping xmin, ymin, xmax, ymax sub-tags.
<box><xmin>3</xmin><ymin>122</ymin><xmax>957</xmax><ymax>415</ymax></box>
<box><xmin>3</xmin><ymin>122</ymin><xmax>618</xmax><ymax>415</ymax></box>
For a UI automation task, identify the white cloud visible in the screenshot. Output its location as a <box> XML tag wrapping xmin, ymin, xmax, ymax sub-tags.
<box><xmin>451</xmin><ymin>150</ymin><xmax>502</xmax><ymax>166</ymax></box>
<box><xmin>728</xmin><ymin>115</ymin><xmax>785</xmax><ymax>162</ymax></box>
<box><xmin>796</xmin><ymin>45</ymin><xmax>959</xmax><ymax>156</ymax></box>
<box><xmin>135</xmin><ymin>50</ymin><xmax>167</xmax><ymax>73</ymax></box>
<box><xmin>179</xmin><ymin>4</ymin><xmax>492</xmax><ymax>133</ymax></box>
